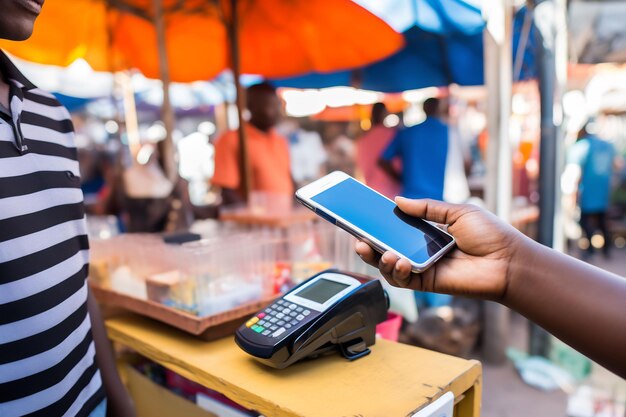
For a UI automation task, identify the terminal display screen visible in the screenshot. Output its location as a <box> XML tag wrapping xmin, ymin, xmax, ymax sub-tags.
<box><xmin>295</xmin><ymin>279</ymin><xmax>350</xmax><ymax>304</ymax></box>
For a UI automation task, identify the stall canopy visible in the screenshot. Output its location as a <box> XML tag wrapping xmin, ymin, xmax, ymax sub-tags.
<box><xmin>353</xmin><ymin>0</ymin><xmax>484</xmax><ymax>35</ymax></box>
<box><xmin>0</xmin><ymin>0</ymin><xmax>403</xmax><ymax>82</ymax></box>
<box><xmin>273</xmin><ymin>26</ymin><xmax>484</xmax><ymax>92</ymax></box>
<box><xmin>273</xmin><ymin>1</ymin><xmax>537</xmax><ymax>92</ymax></box>
<box><xmin>1</xmin><ymin>0</ymin><xmax>404</xmax><ymax>196</ymax></box>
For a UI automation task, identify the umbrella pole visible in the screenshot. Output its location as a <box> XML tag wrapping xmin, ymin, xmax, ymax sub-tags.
<box><xmin>117</xmin><ymin>72</ymin><xmax>141</xmax><ymax>161</ymax></box>
<box><xmin>153</xmin><ymin>0</ymin><xmax>177</xmax><ymax>184</ymax></box>
<box><xmin>226</xmin><ymin>0</ymin><xmax>251</xmax><ymax>201</ymax></box>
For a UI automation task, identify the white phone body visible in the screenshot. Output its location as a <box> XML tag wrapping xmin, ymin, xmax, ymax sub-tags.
<box><xmin>296</xmin><ymin>171</ymin><xmax>456</xmax><ymax>273</ymax></box>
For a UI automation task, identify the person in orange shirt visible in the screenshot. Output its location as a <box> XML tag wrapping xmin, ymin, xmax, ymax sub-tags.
<box><xmin>212</xmin><ymin>82</ymin><xmax>293</xmax><ymax>204</ymax></box>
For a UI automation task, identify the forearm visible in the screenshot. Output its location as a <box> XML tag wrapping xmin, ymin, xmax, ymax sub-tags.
<box><xmin>88</xmin><ymin>291</ymin><xmax>135</xmax><ymax>417</ymax></box>
<box><xmin>505</xmin><ymin>237</ymin><xmax>626</xmax><ymax>378</ymax></box>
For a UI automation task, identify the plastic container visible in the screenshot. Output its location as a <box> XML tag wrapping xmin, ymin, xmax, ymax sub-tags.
<box><xmin>89</xmin><ymin>219</ymin><xmax>359</xmax><ymax>318</ymax></box>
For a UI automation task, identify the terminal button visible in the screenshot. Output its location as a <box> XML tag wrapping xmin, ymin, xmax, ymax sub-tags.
<box><xmin>246</xmin><ymin>317</ymin><xmax>259</xmax><ymax>327</ymax></box>
<box><xmin>272</xmin><ymin>328</ymin><xmax>286</xmax><ymax>338</ymax></box>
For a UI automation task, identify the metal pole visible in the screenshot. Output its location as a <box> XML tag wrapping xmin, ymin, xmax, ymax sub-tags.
<box><xmin>529</xmin><ymin>0</ymin><xmax>567</xmax><ymax>357</ymax></box>
<box><xmin>554</xmin><ymin>0</ymin><xmax>568</xmax><ymax>255</ymax></box>
<box><xmin>482</xmin><ymin>0</ymin><xmax>514</xmax><ymax>364</ymax></box>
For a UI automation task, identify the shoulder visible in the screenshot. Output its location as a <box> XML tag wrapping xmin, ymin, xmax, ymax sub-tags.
<box><xmin>428</xmin><ymin>118</ymin><xmax>448</xmax><ymax>130</ymax></box>
<box><xmin>20</xmin><ymin>88</ymin><xmax>78</xmax><ymax>149</ymax></box>
<box><xmin>22</xmin><ymin>88</ymin><xmax>71</xmax><ymax>120</ymax></box>
<box><xmin>272</xmin><ymin>131</ymin><xmax>291</xmax><ymax>147</ymax></box>
<box><xmin>215</xmin><ymin>130</ymin><xmax>238</xmax><ymax>146</ymax></box>
<box><xmin>396</xmin><ymin>123</ymin><xmax>424</xmax><ymax>137</ymax></box>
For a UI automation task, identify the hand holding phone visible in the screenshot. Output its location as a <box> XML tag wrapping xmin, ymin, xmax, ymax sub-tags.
<box><xmin>356</xmin><ymin>196</ymin><xmax>522</xmax><ymax>301</ymax></box>
<box><xmin>296</xmin><ymin>172</ymin><xmax>455</xmax><ymax>273</ymax></box>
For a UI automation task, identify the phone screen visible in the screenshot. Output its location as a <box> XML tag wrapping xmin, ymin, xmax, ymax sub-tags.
<box><xmin>311</xmin><ymin>177</ymin><xmax>454</xmax><ymax>265</ymax></box>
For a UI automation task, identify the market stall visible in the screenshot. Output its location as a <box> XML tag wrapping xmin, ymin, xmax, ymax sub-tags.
<box><xmin>106</xmin><ymin>314</ymin><xmax>482</xmax><ymax>417</ymax></box>
<box><xmin>86</xmin><ymin>204</ymin><xmax>484</xmax><ymax>416</ymax></box>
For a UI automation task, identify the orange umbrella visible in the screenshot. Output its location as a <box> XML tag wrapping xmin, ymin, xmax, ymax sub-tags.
<box><xmin>0</xmin><ymin>0</ymin><xmax>403</xmax><ymax>82</ymax></box>
<box><xmin>1</xmin><ymin>0</ymin><xmax>403</xmax><ymax>196</ymax></box>
<box><xmin>310</xmin><ymin>94</ymin><xmax>408</xmax><ymax>121</ymax></box>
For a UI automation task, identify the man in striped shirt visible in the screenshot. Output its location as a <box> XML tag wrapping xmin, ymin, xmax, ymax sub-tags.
<box><xmin>1</xmin><ymin>1</ymin><xmax>135</xmax><ymax>416</ymax></box>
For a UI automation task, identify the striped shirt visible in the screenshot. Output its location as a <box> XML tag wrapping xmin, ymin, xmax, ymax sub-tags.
<box><xmin>0</xmin><ymin>51</ymin><xmax>105</xmax><ymax>416</ymax></box>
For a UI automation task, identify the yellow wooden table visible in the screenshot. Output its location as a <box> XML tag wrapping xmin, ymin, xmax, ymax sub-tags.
<box><xmin>106</xmin><ymin>315</ymin><xmax>482</xmax><ymax>417</ymax></box>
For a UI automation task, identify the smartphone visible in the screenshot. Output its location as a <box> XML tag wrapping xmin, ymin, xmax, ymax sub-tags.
<box><xmin>295</xmin><ymin>171</ymin><xmax>455</xmax><ymax>273</ymax></box>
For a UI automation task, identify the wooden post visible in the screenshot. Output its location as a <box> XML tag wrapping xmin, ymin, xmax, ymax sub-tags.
<box><xmin>226</xmin><ymin>0</ymin><xmax>251</xmax><ymax>200</ymax></box>
<box><xmin>153</xmin><ymin>0</ymin><xmax>178</xmax><ymax>183</ymax></box>
<box><xmin>117</xmin><ymin>72</ymin><xmax>141</xmax><ymax>161</ymax></box>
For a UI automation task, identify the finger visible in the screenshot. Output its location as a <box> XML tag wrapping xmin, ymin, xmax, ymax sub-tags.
<box><xmin>378</xmin><ymin>251</ymin><xmax>399</xmax><ymax>284</ymax></box>
<box><xmin>395</xmin><ymin>197</ymin><xmax>466</xmax><ymax>226</ymax></box>
<box><xmin>355</xmin><ymin>240</ymin><xmax>380</xmax><ymax>267</ymax></box>
<box><xmin>391</xmin><ymin>258</ymin><xmax>414</xmax><ymax>288</ymax></box>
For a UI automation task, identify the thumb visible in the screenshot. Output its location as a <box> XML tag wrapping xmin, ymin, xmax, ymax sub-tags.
<box><xmin>394</xmin><ymin>197</ymin><xmax>466</xmax><ymax>226</ymax></box>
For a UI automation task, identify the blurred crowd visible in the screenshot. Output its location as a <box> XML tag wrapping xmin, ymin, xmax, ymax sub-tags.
<box><xmin>77</xmin><ymin>81</ymin><xmax>626</xmax><ymax>264</ymax></box>
<box><xmin>70</xmin><ymin>77</ymin><xmax>626</xmax><ymax>360</ymax></box>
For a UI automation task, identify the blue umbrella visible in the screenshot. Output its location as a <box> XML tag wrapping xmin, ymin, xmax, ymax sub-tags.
<box><xmin>361</xmin><ymin>26</ymin><xmax>484</xmax><ymax>91</ymax></box>
<box><xmin>352</xmin><ymin>0</ymin><xmax>484</xmax><ymax>35</ymax></box>
<box><xmin>53</xmin><ymin>93</ymin><xmax>98</xmax><ymax>113</ymax></box>
<box><xmin>273</xmin><ymin>2</ymin><xmax>536</xmax><ymax>92</ymax></box>
<box><xmin>272</xmin><ymin>29</ymin><xmax>483</xmax><ymax>92</ymax></box>
<box><xmin>512</xmin><ymin>6</ymin><xmax>538</xmax><ymax>82</ymax></box>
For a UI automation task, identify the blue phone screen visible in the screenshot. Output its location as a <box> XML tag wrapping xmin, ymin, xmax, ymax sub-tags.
<box><xmin>311</xmin><ymin>178</ymin><xmax>453</xmax><ymax>265</ymax></box>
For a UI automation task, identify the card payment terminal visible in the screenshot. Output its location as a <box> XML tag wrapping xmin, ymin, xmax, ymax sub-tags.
<box><xmin>235</xmin><ymin>270</ymin><xmax>388</xmax><ymax>369</ymax></box>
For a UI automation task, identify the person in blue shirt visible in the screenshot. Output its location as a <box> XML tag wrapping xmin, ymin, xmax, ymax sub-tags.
<box><xmin>378</xmin><ymin>97</ymin><xmax>448</xmax><ymax>201</ymax></box>
<box><xmin>379</xmin><ymin>98</ymin><xmax>451</xmax><ymax>308</ymax></box>
<box><xmin>568</xmin><ymin>125</ymin><xmax>617</xmax><ymax>259</ymax></box>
